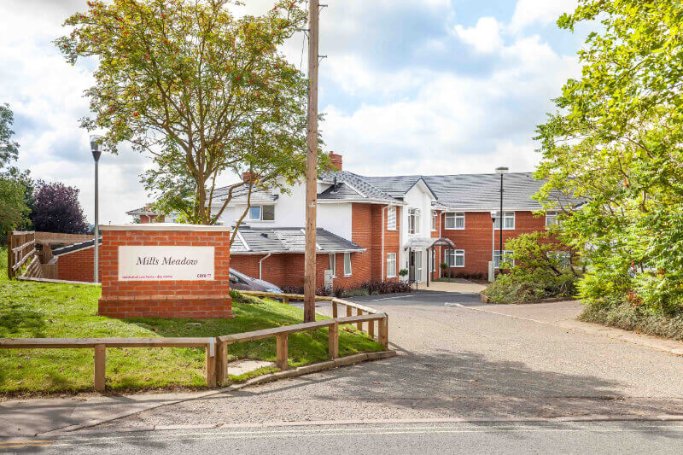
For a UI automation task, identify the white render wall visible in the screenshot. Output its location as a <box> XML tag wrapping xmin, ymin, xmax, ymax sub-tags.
<box><xmin>218</xmin><ymin>181</ymin><xmax>352</xmax><ymax>240</ymax></box>
<box><xmin>399</xmin><ymin>182</ymin><xmax>436</xmax><ymax>283</ymax></box>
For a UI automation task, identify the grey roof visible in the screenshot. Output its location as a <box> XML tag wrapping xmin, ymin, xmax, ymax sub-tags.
<box><xmin>233</xmin><ymin>227</ymin><xmax>365</xmax><ymax>255</ymax></box>
<box><xmin>350</xmin><ymin>172</ymin><xmax>554</xmax><ymax>211</ymax></box>
<box><xmin>53</xmin><ymin>239</ymin><xmax>101</xmax><ymax>257</ymax></box>
<box><xmin>318</xmin><ymin>171</ymin><xmax>399</xmax><ymax>203</ymax></box>
<box><xmin>424</xmin><ymin>172</ymin><xmax>546</xmax><ymax>211</ymax></box>
<box><xmin>127</xmin><ymin>206</ymin><xmax>159</xmax><ymax>216</ymax></box>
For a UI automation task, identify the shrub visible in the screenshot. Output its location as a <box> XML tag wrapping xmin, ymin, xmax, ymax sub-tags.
<box><xmin>580</xmin><ymin>302</ymin><xmax>683</xmax><ymax>341</ymax></box>
<box><xmin>483</xmin><ymin>231</ymin><xmax>581</xmax><ymax>304</ymax></box>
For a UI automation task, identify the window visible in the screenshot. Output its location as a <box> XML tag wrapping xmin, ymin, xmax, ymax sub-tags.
<box><xmin>408</xmin><ymin>208</ymin><xmax>421</xmax><ymax>235</ymax></box>
<box><xmin>328</xmin><ymin>253</ymin><xmax>336</xmax><ymax>276</ymax></box>
<box><xmin>545</xmin><ymin>211</ymin><xmax>558</xmax><ymax>228</ymax></box>
<box><xmin>248</xmin><ymin>205</ymin><xmax>275</xmax><ymax>221</ymax></box>
<box><xmin>344</xmin><ymin>253</ymin><xmax>352</xmax><ymax>276</ymax></box>
<box><xmin>431</xmin><ymin>250</ymin><xmax>436</xmax><ymax>272</ymax></box>
<box><xmin>493</xmin><ymin>250</ymin><xmax>514</xmax><ymax>268</ymax></box>
<box><xmin>445</xmin><ymin>212</ymin><xmax>465</xmax><ymax>230</ymax></box>
<box><xmin>387</xmin><ymin>253</ymin><xmax>397</xmax><ymax>278</ymax></box>
<box><xmin>446</xmin><ymin>249</ymin><xmax>465</xmax><ymax>268</ymax></box>
<box><xmin>431</xmin><ymin>211</ymin><xmax>438</xmax><ymax>231</ymax></box>
<box><xmin>493</xmin><ymin>211</ymin><xmax>515</xmax><ymax>230</ymax></box>
<box><xmin>387</xmin><ymin>206</ymin><xmax>397</xmax><ymax>230</ymax></box>
<box><xmin>551</xmin><ymin>251</ymin><xmax>571</xmax><ymax>267</ymax></box>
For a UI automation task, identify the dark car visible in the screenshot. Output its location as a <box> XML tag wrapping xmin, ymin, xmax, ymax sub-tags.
<box><xmin>229</xmin><ymin>268</ymin><xmax>283</xmax><ymax>294</ymax></box>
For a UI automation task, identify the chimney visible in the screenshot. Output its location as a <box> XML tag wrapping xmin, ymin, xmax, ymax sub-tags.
<box><xmin>242</xmin><ymin>171</ymin><xmax>258</xmax><ymax>184</ymax></box>
<box><xmin>329</xmin><ymin>152</ymin><xmax>343</xmax><ymax>171</ymax></box>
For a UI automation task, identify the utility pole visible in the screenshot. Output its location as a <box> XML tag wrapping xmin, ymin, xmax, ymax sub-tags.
<box><xmin>304</xmin><ymin>0</ymin><xmax>320</xmax><ymax>322</ymax></box>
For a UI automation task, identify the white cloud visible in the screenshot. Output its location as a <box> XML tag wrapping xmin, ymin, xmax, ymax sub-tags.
<box><xmin>509</xmin><ymin>0</ymin><xmax>578</xmax><ymax>33</ymax></box>
<box><xmin>453</xmin><ymin>17</ymin><xmax>504</xmax><ymax>54</ymax></box>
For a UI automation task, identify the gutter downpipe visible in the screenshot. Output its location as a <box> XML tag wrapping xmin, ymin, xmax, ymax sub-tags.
<box><xmin>258</xmin><ymin>253</ymin><xmax>272</xmax><ymax>281</ymax></box>
<box><xmin>381</xmin><ymin>205</ymin><xmax>387</xmax><ymax>280</ymax></box>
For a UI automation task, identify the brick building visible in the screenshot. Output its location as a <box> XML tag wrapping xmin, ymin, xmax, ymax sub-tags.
<box><xmin>214</xmin><ymin>153</ymin><xmax>558</xmax><ymax>288</ymax></box>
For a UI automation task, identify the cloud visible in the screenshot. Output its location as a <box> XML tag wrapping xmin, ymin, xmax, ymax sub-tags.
<box><xmin>453</xmin><ymin>17</ymin><xmax>504</xmax><ymax>54</ymax></box>
<box><xmin>509</xmin><ymin>0</ymin><xmax>578</xmax><ymax>33</ymax></box>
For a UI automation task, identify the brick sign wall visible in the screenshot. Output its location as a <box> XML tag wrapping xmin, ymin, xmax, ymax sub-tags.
<box><xmin>98</xmin><ymin>225</ymin><xmax>232</xmax><ymax>319</ymax></box>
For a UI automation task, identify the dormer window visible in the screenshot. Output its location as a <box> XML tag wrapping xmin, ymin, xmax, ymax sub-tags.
<box><xmin>248</xmin><ymin>205</ymin><xmax>275</xmax><ymax>222</ymax></box>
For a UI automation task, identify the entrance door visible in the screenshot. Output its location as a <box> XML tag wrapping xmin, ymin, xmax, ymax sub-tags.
<box><xmin>414</xmin><ymin>251</ymin><xmax>423</xmax><ymax>282</ymax></box>
<box><xmin>409</xmin><ymin>251</ymin><xmax>416</xmax><ymax>282</ymax></box>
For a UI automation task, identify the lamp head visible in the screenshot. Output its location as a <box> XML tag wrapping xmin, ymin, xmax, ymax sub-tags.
<box><xmin>90</xmin><ymin>135</ymin><xmax>103</xmax><ymax>162</ymax></box>
<box><xmin>495</xmin><ymin>166</ymin><xmax>509</xmax><ymax>175</ymax></box>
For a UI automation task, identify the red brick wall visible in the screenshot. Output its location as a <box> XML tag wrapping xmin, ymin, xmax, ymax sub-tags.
<box><xmin>98</xmin><ymin>228</ymin><xmax>232</xmax><ymax>319</ymax></box>
<box><xmin>56</xmin><ymin>247</ymin><xmax>100</xmax><ymax>283</ymax></box>
<box><xmin>439</xmin><ymin>211</ymin><xmax>546</xmax><ymax>277</ymax></box>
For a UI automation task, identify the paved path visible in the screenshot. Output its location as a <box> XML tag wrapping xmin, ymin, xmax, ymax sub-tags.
<box><xmin>2</xmin><ymin>290</ymin><xmax>683</xmax><ymax>441</ymax></box>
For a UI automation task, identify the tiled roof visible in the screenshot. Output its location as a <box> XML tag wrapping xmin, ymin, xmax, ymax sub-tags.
<box><xmin>233</xmin><ymin>227</ymin><xmax>365</xmax><ymax>254</ymax></box>
<box><xmin>126</xmin><ymin>205</ymin><xmax>158</xmax><ymax>216</ymax></box>
<box><xmin>318</xmin><ymin>171</ymin><xmax>399</xmax><ymax>203</ymax></box>
<box><xmin>53</xmin><ymin>239</ymin><xmax>101</xmax><ymax>256</ymax></box>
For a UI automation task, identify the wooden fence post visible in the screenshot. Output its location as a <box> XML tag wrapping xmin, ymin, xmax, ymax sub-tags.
<box><xmin>276</xmin><ymin>334</ymin><xmax>288</xmax><ymax>370</ymax></box>
<box><xmin>332</xmin><ymin>301</ymin><xmax>338</xmax><ymax>318</ymax></box>
<box><xmin>216</xmin><ymin>340</ymin><xmax>227</xmax><ymax>386</ymax></box>
<box><xmin>94</xmin><ymin>344</ymin><xmax>106</xmax><ymax>392</ymax></box>
<box><xmin>356</xmin><ymin>309</ymin><xmax>363</xmax><ymax>331</ymax></box>
<box><xmin>378</xmin><ymin>316</ymin><xmax>389</xmax><ymax>348</ymax></box>
<box><xmin>328</xmin><ymin>323</ymin><xmax>339</xmax><ymax>359</ymax></box>
<box><xmin>346</xmin><ymin>305</ymin><xmax>352</xmax><ymax>317</ymax></box>
<box><xmin>7</xmin><ymin>232</ymin><xmax>14</xmax><ymax>280</ymax></box>
<box><xmin>368</xmin><ymin>319</ymin><xmax>375</xmax><ymax>339</ymax></box>
<box><xmin>205</xmin><ymin>340</ymin><xmax>217</xmax><ymax>387</ymax></box>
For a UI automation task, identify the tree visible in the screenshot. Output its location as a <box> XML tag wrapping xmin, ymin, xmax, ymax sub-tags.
<box><xmin>0</xmin><ymin>103</ymin><xmax>19</xmax><ymax>168</ymax></box>
<box><xmin>31</xmin><ymin>181</ymin><xmax>88</xmax><ymax>234</ymax></box>
<box><xmin>535</xmin><ymin>0</ymin><xmax>683</xmax><ymax>313</ymax></box>
<box><xmin>0</xmin><ymin>103</ymin><xmax>31</xmax><ymax>239</ymax></box>
<box><xmin>56</xmin><ymin>0</ymin><xmax>311</xmax><ymax>236</ymax></box>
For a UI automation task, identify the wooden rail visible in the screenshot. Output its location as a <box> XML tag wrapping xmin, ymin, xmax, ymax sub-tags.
<box><xmin>8</xmin><ymin>231</ymin><xmax>39</xmax><ymax>280</ymax></box>
<box><xmin>0</xmin><ymin>337</ymin><xmax>216</xmax><ymax>392</ymax></box>
<box><xmin>0</xmin><ymin>294</ymin><xmax>390</xmax><ymax>392</ymax></box>
<box><xmin>216</xmin><ymin>293</ymin><xmax>389</xmax><ymax>386</ymax></box>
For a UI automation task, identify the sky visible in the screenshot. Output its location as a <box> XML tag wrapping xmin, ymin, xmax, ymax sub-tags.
<box><xmin>0</xmin><ymin>0</ymin><xmax>590</xmax><ymax>224</ymax></box>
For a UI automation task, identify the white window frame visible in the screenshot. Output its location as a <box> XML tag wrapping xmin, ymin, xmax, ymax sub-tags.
<box><xmin>329</xmin><ymin>253</ymin><xmax>337</xmax><ymax>277</ymax></box>
<box><xmin>494</xmin><ymin>211</ymin><xmax>515</xmax><ymax>230</ymax></box>
<box><xmin>408</xmin><ymin>208</ymin><xmax>421</xmax><ymax>235</ymax></box>
<box><xmin>431</xmin><ymin>210</ymin><xmax>437</xmax><ymax>231</ymax></box>
<box><xmin>493</xmin><ymin>250</ymin><xmax>514</xmax><ymax>269</ymax></box>
<box><xmin>387</xmin><ymin>206</ymin><xmax>397</xmax><ymax>231</ymax></box>
<box><xmin>445</xmin><ymin>212</ymin><xmax>465</xmax><ymax>230</ymax></box>
<box><xmin>545</xmin><ymin>211</ymin><xmax>558</xmax><ymax>228</ymax></box>
<box><xmin>446</xmin><ymin>249</ymin><xmax>465</xmax><ymax>268</ymax></box>
<box><xmin>248</xmin><ymin>205</ymin><xmax>275</xmax><ymax>222</ymax></box>
<box><xmin>387</xmin><ymin>253</ymin><xmax>397</xmax><ymax>278</ymax></box>
<box><xmin>343</xmin><ymin>252</ymin><xmax>352</xmax><ymax>276</ymax></box>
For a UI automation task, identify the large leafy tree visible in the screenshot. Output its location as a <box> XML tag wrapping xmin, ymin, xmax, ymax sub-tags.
<box><xmin>56</xmin><ymin>0</ymin><xmax>309</xmax><ymax>229</ymax></box>
<box><xmin>0</xmin><ymin>103</ymin><xmax>30</xmax><ymax>238</ymax></box>
<box><xmin>31</xmin><ymin>181</ymin><xmax>88</xmax><ymax>234</ymax></box>
<box><xmin>536</xmin><ymin>0</ymin><xmax>683</xmax><ymax>313</ymax></box>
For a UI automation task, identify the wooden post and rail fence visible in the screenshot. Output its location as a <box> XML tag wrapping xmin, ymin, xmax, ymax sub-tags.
<box><xmin>7</xmin><ymin>231</ymin><xmax>41</xmax><ymax>280</ymax></box>
<box><xmin>0</xmin><ymin>292</ymin><xmax>389</xmax><ymax>392</ymax></box>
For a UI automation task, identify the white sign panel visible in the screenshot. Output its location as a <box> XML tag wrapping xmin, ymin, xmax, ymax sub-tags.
<box><xmin>118</xmin><ymin>246</ymin><xmax>215</xmax><ymax>281</ymax></box>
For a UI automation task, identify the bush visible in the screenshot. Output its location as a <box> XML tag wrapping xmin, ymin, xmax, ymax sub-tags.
<box><xmin>484</xmin><ymin>268</ymin><xmax>578</xmax><ymax>304</ymax></box>
<box><xmin>580</xmin><ymin>302</ymin><xmax>683</xmax><ymax>341</ymax></box>
<box><xmin>281</xmin><ymin>280</ymin><xmax>411</xmax><ymax>298</ymax></box>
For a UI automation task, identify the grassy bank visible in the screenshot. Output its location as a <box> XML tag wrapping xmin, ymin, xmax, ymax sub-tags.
<box><xmin>0</xmin><ymin>248</ymin><xmax>382</xmax><ymax>395</ymax></box>
<box><xmin>580</xmin><ymin>302</ymin><xmax>683</xmax><ymax>341</ymax></box>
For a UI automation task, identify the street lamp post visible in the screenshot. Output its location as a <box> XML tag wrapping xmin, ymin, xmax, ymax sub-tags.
<box><xmin>495</xmin><ymin>166</ymin><xmax>509</xmax><ymax>275</ymax></box>
<box><xmin>90</xmin><ymin>136</ymin><xmax>102</xmax><ymax>283</ymax></box>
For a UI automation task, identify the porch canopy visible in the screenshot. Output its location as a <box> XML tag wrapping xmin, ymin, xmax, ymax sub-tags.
<box><xmin>430</xmin><ymin>237</ymin><xmax>455</xmax><ymax>249</ymax></box>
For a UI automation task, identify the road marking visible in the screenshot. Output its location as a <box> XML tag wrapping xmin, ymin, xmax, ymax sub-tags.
<box><xmin>445</xmin><ymin>303</ymin><xmax>547</xmax><ymax>324</ymax></box>
<box><xmin>369</xmin><ymin>295</ymin><xmax>414</xmax><ymax>302</ymax></box>
<box><xmin>41</xmin><ymin>422</ymin><xmax>683</xmax><ymax>447</ymax></box>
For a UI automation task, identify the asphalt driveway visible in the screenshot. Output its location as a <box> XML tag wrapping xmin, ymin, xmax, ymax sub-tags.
<box><xmin>87</xmin><ymin>290</ymin><xmax>683</xmax><ymax>429</ymax></box>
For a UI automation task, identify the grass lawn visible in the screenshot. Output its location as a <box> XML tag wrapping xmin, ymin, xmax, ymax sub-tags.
<box><xmin>0</xmin><ymin>248</ymin><xmax>383</xmax><ymax>396</ymax></box>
